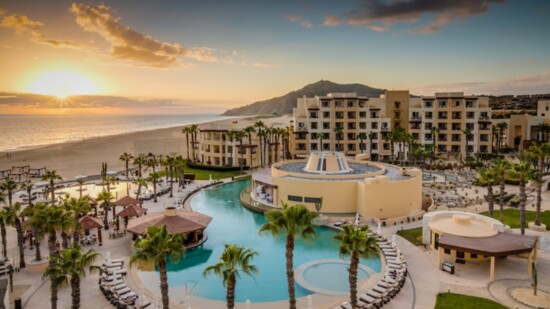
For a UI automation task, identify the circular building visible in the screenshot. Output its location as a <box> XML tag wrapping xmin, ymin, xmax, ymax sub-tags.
<box><xmin>249</xmin><ymin>151</ymin><xmax>423</xmax><ymax>220</ymax></box>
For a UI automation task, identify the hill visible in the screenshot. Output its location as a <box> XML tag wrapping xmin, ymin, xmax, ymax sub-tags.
<box><xmin>222</xmin><ymin>80</ymin><xmax>385</xmax><ymax>116</ymax></box>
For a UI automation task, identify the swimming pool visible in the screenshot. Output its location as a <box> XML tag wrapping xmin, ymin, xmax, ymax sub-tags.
<box><xmin>137</xmin><ymin>180</ymin><xmax>381</xmax><ymax>303</ymax></box>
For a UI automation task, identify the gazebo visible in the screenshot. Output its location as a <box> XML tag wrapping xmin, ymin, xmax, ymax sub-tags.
<box><xmin>113</xmin><ymin>196</ymin><xmax>143</xmax><ymax>215</ymax></box>
<box><xmin>115</xmin><ymin>205</ymin><xmax>148</xmax><ymax>230</ymax></box>
<box><xmin>79</xmin><ymin>216</ymin><xmax>104</xmax><ymax>246</ymax></box>
<box><xmin>127</xmin><ymin>207</ymin><xmax>212</xmax><ymax>248</ymax></box>
<box><xmin>438</xmin><ymin>233</ymin><xmax>538</xmax><ymax>281</ymax></box>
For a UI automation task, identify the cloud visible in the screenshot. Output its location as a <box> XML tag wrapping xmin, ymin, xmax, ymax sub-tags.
<box><xmin>412</xmin><ymin>70</ymin><xmax>550</xmax><ymax>95</ymax></box>
<box><xmin>323</xmin><ymin>15</ymin><xmax>341</xmax><ymax>26</ymax></box>
<box><xmin>327</xmin><ymin>0</ymin><xmax>505</xmax><ymax>33</ymax></box>
<box><xmin>286</xmin><ymin>14</ymin><xmax>313</xmax><ymax>28</ymax></box>
<box><xmin>1</xmin><ymin>12</ymin><xmax>81</xmax><ymax>48</ymax></box>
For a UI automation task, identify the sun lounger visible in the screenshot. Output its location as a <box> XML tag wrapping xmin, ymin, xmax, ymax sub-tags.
<box><xmin>116</xmin><ymin>288</ymin><xmax>131</xmax><ymax>296</ymax></box>
<box><xmin>367</xmin><ymin>290</ymin><xmax>382</xmax><ymax>299</ymax></box>
<box><xmin>114</xmin><ymin>269</ymin><xmax>127</xmax><ymax>275</ymax></box>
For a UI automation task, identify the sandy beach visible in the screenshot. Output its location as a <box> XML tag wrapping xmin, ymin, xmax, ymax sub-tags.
<box><xmin>0</xmin><ymin>115</ymin><xmax>292</xmax><ymax>180</ymax></box>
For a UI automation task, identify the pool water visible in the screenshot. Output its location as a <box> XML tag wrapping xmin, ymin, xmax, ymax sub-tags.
<box><xmin>137</xmin><ymin>180</ymin><xmax>381</xmax><ymax>302</ymax></box>
<box><xmin>302</xmin><ymin>262</ymin><xmax>369</xmax><ymax>292</ymax></box>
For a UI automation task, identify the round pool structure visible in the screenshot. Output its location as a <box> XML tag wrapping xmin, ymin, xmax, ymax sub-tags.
<box><xmin>136</xmin><ymin>180</ymin><xmax>382</xmax><ymax>303</ymax></box>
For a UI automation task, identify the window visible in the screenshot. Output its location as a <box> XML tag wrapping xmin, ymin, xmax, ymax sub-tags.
<box><xmin>311</xmin><ymin>122</ymin><xmax>318</xmax><ymax>129</ymax></box>
<box><xmin>323</xmin><ymin>122</ymin><xmax>330</xmax><ymax>130</ymax></box>
<box><xmin>470</xmin><ymin>253</ymin><xmax>478</xmax><ymax>259</ymax></box>
<box><xmin>457</xmin><ymin>251</ymin><xmax>465</xmax><ymax>259</ymax></box>
<box><xmin>288</xmin><ymin>195</ymin><xmax>303</xmax><ymax>202</ymax></box>
<box><xmin>371</xmin><ymin>122</ymin><xmax>378</xmax><ymax>129</ymax></box>
<box><xmin>394</xmin><ymin>101</ymin><xmax>401</xmax><ymax>109</ymax></box>
<box><xmin>444</xmin><ymin>248</ymin><xmax>451</xmax><ymax>255</ymax></box>
<box><xmin>425</xmin><ymin>101</ymin><xmax>433</xmax><ymax>108</ymax></box>
<box><xmin>304</xmin><ymin>197</ymin><xmax>322</xmax><ymax>204</ymax></box>
<box><xmin>439</xmin><ymin>101</ymin><xmax>447</xmax><ymax>108</ymax></box>
<box><xmin>323</xmin><ymin>111</ymin><xmax>330</xmax><ymax>118</ymax></box>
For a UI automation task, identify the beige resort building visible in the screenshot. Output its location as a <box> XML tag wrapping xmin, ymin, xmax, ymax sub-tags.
<box><xmin>247</xmin><ymin>152</ymin><xmax>423</xmax><ymax>221</ymax></box>
<box><xmin>290</xmin><ymin>91</ymin><xmax>493</xmax><ymax>161</ymax></box>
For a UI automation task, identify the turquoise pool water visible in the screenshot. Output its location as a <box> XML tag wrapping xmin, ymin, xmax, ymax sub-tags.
<box><xmin>302</xmin><ymin>262</ymin><xmax>369</xmax><ymax>292</ymax></box>
<box><xmin>137</xmin><ymin>180</ymin><xmax>381</xmax><ymax>302</ymax></box>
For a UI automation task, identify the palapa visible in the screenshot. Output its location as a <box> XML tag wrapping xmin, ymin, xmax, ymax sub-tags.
<box><xmin>116</xmin><ymin>205</ymin><xmax>147</xmax><ymax>218</ymax></box>
<box><xmin>79</xmin><ymin>215</ymin><xmax>104</xmax><ymax>230</ymax></box>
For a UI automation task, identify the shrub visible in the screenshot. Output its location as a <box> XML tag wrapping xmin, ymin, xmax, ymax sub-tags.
<box><xmin>187</xmin><ymin>161</ymin><xmax>250</xmax><ymax>172</ymax></box>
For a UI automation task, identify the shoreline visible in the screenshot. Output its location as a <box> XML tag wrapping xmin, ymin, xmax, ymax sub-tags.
<box><xmin>0</xmin><ymin>114</ymin><xmax>233</xmax><ymax>153</ymax></box>
<box><xmin>0</xmin><ymin>115</ymin><xmax>291</xmax><ymax>180</ymax></box>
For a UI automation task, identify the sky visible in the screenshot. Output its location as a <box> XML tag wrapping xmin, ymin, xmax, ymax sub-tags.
<box><xmin>0</xmin><ymin>0</ymin><xmax>549</xmax><ymax>114</ymax></box>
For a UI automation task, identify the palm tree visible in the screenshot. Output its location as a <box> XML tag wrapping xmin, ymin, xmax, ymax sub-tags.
<box><xmin>0</xmin><ymin>190</ymin><xmax>6</xmax><ymax>257</ymax></box>
<box><xmin>478</xmin><ymin>168</ymin><xmax>496</xmax><ymax>218</ymax></box>
<box><xmin>317</xmin><ymin>132</ymin><xmax>325</xmax><ymax>152</ymax></box>
<box><xmin>43</xmin><ymin>252</ymin><xmax>66</xmax><ymax>309</ymax></box>
<box><xmin>63</xmin><ymin>197</ymin><xmax>91</xmax><ymax>245</ymax></box>
<box><xmin>257</xmin><ymin>129</ymin><xmax>267</xmax><ymax>167</ymax></box>
<box><xmin>20</xmin><ymin>180</ymin><xmax>34</xmax><ymax>209</ymax></box>
<box><xmin>333</xmin><ymin>126</ymin><xmax>343</xmax><ymax>152</ymax></box>
<box><xmin>492</xmin><ymin>159</ymin><xmax>511</xmax><ymax>223</ymax></box>
<box><xmin>243</xmin><ymin>126</ymin><xmax>256</xmax><ymax>168</ymax></box>
<box><xmin>259</xmin><ymin>203</ymin><xmax>317</xmax><ymax>309</ymax></box>
<box><xmin>133</xmin><ymin>177</ymin><xmax>148</xmax><ymax>200</ymax></box>
<box><xmin>357</xmin><ymin>133</ymin><xmax>367</xmax><ymax>154</ymax></box>
<box><xmin>57</xmin><ymin>244</ymin><xmax>99</xmax><ymax>309</ymax></box>
<box><xmin>225</xmin><ymin>130</ymin><xmax>236</xmax><ymax>166</ymax></box>
<box><xmin>2</xmin><ymin>202</ymin><xmax>26</xmax><ymax>268</ymax></box>
<box><xmin>131</xmin><ymin>225</ymin><xmax>186</xmax><ymax>309</ymax></box>
<box><xmin>204</xmin><ymin>244</ymin><xmax>258</xmax><ymax>309</ymax></box>
<box><xmin>509</xmin><ymin>161</ymin><xmax>534</xmax><ymax>235</ymax></box>
<box><xmin>188</xmin><ymin>124</ymin><xmax>199</xmax><ymax>162</ymax></box>
<box><xmin>1</xmin><ymin>179</ymin><xmax>17</xmax><ymax>207</ymax></box>
<box><xmin>75</xmin><ymin>179</ymin><xmax>85</xmax><ymax>199</ymax></box>
<box><xmin>367</xmin><ymin>132</ymin><xmax>376</xmax><ymax>161</ymax></box>
<box><xmin>254</xmin><ymin>121</ymin><xmax>265</xmax><ymax>166</ymax></box>
<box><xmin>183</xmin><ymin>127</ymin><xmax>191</xmax><ymax>160</ymax></box>
<box><xmin>42</xmin><ymin>170</ymin><xmax>62</xmax><ymax>204</ymax></box>
<box><xmin>21</xmin><ymin>202</ymin><xmax>46</xmax><ymax>261</ymax></box>
<box><xmin>145</xmin><ymin>153</ymin><xmax>158</xmax><ymax>174</ymax></box>
<box><xmin>497</xmin><ymin>122</ymin><xmax>508</xmax><ymax>153</ymax></box>
<box><xmin>133</xmin><ymin>154</ymin><xmax>146</xmax><ymax>177</ymax></box>
<box><xmin>534</xmin><ymin>123</ymin><xmax>550</xmax><ymax>142</ymax></box>
<box><xmin>529</xmin><ymin>143</ymin><xmax>550</xmax><ymax>226</ymax></box>
<box><xmin>333</xmin><ymin>225</ymin><xmax>378</xmax><ymax>309</ymax></box>
<box><xmin>430</xmin><ymin>126</ymin><xmax>439</xmax><ymax>163</ymax></box>
<box><xmin>147</xmin><ymin>172</ymin><xmax>161</xmax><ymax>203</ymax></box>
<box><xmin>463</xmin><ymin>127</ymin><xmax>473</xmax><ymax>160</ymax></box>
<box><xmin>119</xmin><ymin>152</ymin><xmax>134</xmax><ymax>178</ymax></box>
<box><xmin>32</xmin><ymin>204</ymin><xmax>72</xmax><ymax>256</ymax></box>
<box><xmin>235</xmin><ymin>131</ymin><xmax>246</xmax><ymax>174</ymax></box>
<box><xmin>96</xmin><ymin>190</ymin><xmax>114</xmax><ymax>230</ymax></box>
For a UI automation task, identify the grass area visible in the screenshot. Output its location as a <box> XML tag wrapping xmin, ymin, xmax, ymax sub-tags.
<box><xmin>183</xmin><ymin>166</ymin><xmax>242</xmax><ymax>180</ymax></box>
<box><xmin>396</xmin><ymin>227</ymin><xmax>423</xmax><ymax>246</ymax></box>
<box><xmin>157</xmin><ymin>167</ymin><xmax>243</xmax><ymax>181</ymax></box>
<box><xmin>480</xmin><ymin>208</ymin><xmax>550</xmax><ymax>230</ymax></box>
<box><xmin>435</xmin><ymin>293</ymin><xmax>507</xmax><ymax>309</ymax></box>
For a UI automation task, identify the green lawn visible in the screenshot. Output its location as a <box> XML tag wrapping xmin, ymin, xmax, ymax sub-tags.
<box><xmin>396</xmin><ymin>227</ymin><xmax>423</xmax><ymax>246</ymax></box>
<box><xmin>157</xmin><ymin>167</ymin><xmax>243</xmax><ymax>181</ymax></box>
<box><xmin>435</xmin><ymin>293</ymin><xmax>507</xmax><ymax>309</ymax></box>
<box><xmin>480</xmin><ymin>208</ymin><xmax>550</xmax><ymax>230</ymax></box>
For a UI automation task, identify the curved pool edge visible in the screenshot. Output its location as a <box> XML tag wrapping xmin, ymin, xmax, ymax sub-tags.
<box><xmin>295</xmin><ymin>259</ymin><xmax>378</xmax><ymax>296</ymax></box>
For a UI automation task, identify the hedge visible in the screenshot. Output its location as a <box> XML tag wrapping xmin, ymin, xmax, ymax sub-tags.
<box><xmin>187</xmin><ymin>161</ymin><xmax>250</xmax><ymax>172</ymax></box>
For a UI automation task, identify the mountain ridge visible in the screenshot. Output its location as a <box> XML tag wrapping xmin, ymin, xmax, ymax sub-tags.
<box><xmin>222</xmin><ymin>80</ymin><xmax>385</xmax><ymax>116</ymax></box>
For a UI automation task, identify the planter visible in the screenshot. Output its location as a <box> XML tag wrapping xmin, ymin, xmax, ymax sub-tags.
<box><xmin>26</xmin><ymin>258</ymin><xmax>49</xmax><ymax>274</ymax></box>
<box><xmin>528</xmin><ymin>222</ymin><xmax>547</xmax><ymax>232</ymax></box>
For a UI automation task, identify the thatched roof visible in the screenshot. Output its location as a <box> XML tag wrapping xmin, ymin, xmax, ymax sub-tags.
<box><xmin>116</xmin><ymin>205</ymin><xmax>147</xmax><ymax>218</ymax></box>
<box><xmin>115</xmin><ymin>196</ymin><xmax>142</xmax><ymax>207</ymax></box>
<box><xmin>79</xmin><ymin>216</ymin><xmax>104</xmax><ymax>230</ymax></box>
<box><xmin>127</xmin><ymin>208</ymin><xmax>212</xmax><ymax>236</ymax></box>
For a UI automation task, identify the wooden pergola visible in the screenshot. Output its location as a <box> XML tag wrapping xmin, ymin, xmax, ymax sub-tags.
<box><xmin>438</xmin><ymin>233</ymin><xmax>538</xmax><ymax>281</ymax></box>
<box><xmin>79</xmin><ymin>216</ymin><xmax>104</xmax><ymax>246</ymax></box>
<box><xmin>115</xmin><ymin>205</ymin><xmax>148</xmax><ymax>230</ymax></box>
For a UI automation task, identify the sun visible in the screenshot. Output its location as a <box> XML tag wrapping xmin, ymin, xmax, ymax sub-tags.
<box><xmin>28</xmin><ymin>70</ymin><xmax>98</xmax><ymax>98</ymax></box>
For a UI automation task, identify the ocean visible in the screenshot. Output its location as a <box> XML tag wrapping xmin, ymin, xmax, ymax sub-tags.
<box><xmin>0</xmin><ymin>114</ymin><xmax>229</xmax><ymax>152</ymax></box>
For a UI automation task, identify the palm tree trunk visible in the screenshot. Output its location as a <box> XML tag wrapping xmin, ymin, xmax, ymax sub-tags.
<box><xmin>286</xmin><ymin>234</ymin><xmax>296</xmax><ymax>309</ymax></box>
<box><xmin>125</xmin><ymin>160</ymin><xmax>129</xmax><ymax>178</ymax></box>
<box><xmin>487</xmin><ymin>184</ymin><xmax>494</xmax><ymax>218</ymax></box>
<box><xmin>186</xmin><ymin>133</ymin><xmax>190</xmax><ymax>160</ymax></box>
<box><xmin>51</xmin><ymin>282</ymin><xmax>58</xmax><ymax>309</ymax></box>
<box><xmin>50</xmin><ymin>180</ymin><xmax>55</xmax><ymax>204</ymax></box>
<box><xmin>535</xmin><ymin>182</ymin><xmax>542</xmax><ymax>226</ymax></box>
<box><xmin>520</xmin><ymin>180</ymin><xmax>526</xmax><ymax>235</ymax></box>
<box><xmin>169</xmin><ymin>166</ymin><xmax>174</xmax><ymax>198</ymax></box>
<box><xmin>34</xmin><ymin>233</ymin><xmax>42</xmax><ymax>261</ymax></box>
<box><xmin>159</xmin><ymin>260</ymin><xmax>170</xmax><ymax>309</ymax></box>
<box><xmin>153</xmin><ymin>182</ymin><xmax>158</xmax><ymax>203</ymax></box>
<box><xmin>71</xmin><ymin>275</ymin><xmax>80</xmax><ymax>309</ymax></box>
<box><xmin>48</xmin><ymin>232</ymin><xmax>57</xmax><ymax>256</ymax></box>
<box><xmin>0</xmin><ymin>221</ymin><xmax>6</xmax><ymax>258</ymax></box>
<box><xmin>227</xmin><ymin>275</ymin><xmax>236</xmax><ymax>309</ymax></box>
<box><xmin>499</xmin><ymin>180</ymin><xmax>505</xmax><ymax>223</ymax></box>
<box><xmin>349</xmin><ymin>252</ymin><xmax>360</xmax><ymax>309</ymax></box>
<box><xmin>61</xmin><ymin>231</ymin><xmax>69</xmax><ymax>249</ymax></box>
<box><xmin>15</xmin><ymin>220</ymin><xmax>26</xmax><ymax>268</ymax></box>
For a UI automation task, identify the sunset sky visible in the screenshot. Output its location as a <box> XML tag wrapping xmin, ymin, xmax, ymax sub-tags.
<box><xmin>0</xmin><ymin>0</ymin><xmax>549</xmax><ymax>114</ymax></box>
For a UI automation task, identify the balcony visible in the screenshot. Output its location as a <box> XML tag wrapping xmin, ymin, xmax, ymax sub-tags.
<box><xmin>410</xmin><ymin>116</ymin><xmax>422</xmax><ymax>122</ymax></box>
